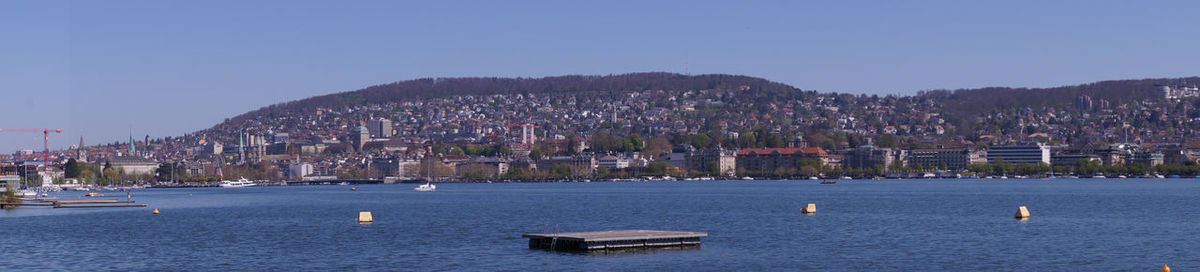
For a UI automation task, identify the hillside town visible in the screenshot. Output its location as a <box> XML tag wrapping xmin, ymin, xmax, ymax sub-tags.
<box><xmin>6</xmin><ymin>78</ymin><xmax>1200</xmax><ymax>188</ymax></box>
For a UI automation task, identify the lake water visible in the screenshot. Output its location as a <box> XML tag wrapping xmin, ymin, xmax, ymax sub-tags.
<box><xmin>2</xmin><ymin>179</ymin><xmax>1197</xmax><ymax>271</ymax></box>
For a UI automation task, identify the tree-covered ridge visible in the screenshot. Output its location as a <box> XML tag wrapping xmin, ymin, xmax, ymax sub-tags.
<box><xmin>230</xmin><ymin>72</ymin><xmax>799</xmax><ymax>123</ymax></box>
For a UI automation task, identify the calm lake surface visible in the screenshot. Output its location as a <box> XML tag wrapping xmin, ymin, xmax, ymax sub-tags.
<box><xmin>2</xmin><ymin>179</ymin><xmax>1198</xmax><ymax>271</ymax></box>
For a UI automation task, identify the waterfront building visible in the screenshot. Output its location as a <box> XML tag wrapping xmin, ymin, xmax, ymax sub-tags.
<box><xmin>684</xmin><ymin>148</ymin><xmax>736</xmax><ymax>176</ymax></box>
<box><xmin>986</xmin><ymin>143</ymin><xmax>1050</xmax><ymax>164</ymax></box>
<box><xmin>456</xmin><ymin>157</ymin><xmax>509</xmax><ymax>178</ymax></box>
<box><xmin>288</xmin><ymin>162</ymin><xmax>314</xmax><ymax>180</ymax></box>
<box><xmin>0</xmin><ymin>174</ymin><xmax>17</xmax><ymax>191</ymax></box>
<box><xmin>536</xmin><ymin>155</ymin><xmax>597</xmax><ymax>176</ymax></box>
<box><xmin>843</xmin><ymin>145</ymin><xmax>895</xmax><ymax>169</ymax></box>
<box><xmin>1126</xmin><ymin>152</ymin><xmax>1164</xmax><ymax>167</ymax></box>
<box><xmin>905</xmin><ymin>148</ymin><xmax>976</xmax><ymax>170</ymax></box>
<box><xmin>736</xmin><ymin>147</ymin><xmax>827</xmax><ymax>173</ymax></box>
<box><xmin>598</xmin><ymin>154</ymin><xmax>631</xmax><ymax>170</ymax></box>
<box><xmin>109</xmin><ymin>156</ymin><xmax>158</xmax><ymax>175</ymax></box>
<box><xmin>1050</xmin><ymin>154</ymin><xmax>1102</xmax><ymax>167</ymax></box>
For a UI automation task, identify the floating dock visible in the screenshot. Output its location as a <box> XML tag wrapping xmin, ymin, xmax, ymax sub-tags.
<box><xmin>523</xmin><ymin>230</ymin><xmax>707</xmax><ymax>251</ymax></box>
<box><xmin>53</xmin><ymin>204</ymin><xmax>147</xmax><ymax>208</ymax></box>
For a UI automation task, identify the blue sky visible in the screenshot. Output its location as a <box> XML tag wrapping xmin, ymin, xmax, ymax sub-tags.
<box><xmin>2</xmin><ymin>0</ymin><xmax>1199</xmax><ymax>153</ymax></box>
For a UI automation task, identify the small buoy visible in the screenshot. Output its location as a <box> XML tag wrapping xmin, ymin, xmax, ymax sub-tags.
<box><xmin>153</xmin><ymin>208</ymin><xmax>160</xmax><ymax>214</ymax></box>
<box><xmin>1163</xmin><ymin>264</ymin><xmax>1170</xmax><ymax>272</ymax></box>
<box><xmin>358</xmin><ymin>211</ymin><xmax>373</xmax><ymax>223</ymax></box>
<box><xmin>1015</xmin><ymin>206</ymin><xmax>1030</xmax><ymax>219</ymax></box>
<box><xmin>188</xmin><ymin>193</ymin><xmax>192</xmax><ymax>196</ymax></box>
<box><xmin>801</xmin><ymin>203</ymin><xmax>817</xmax><ymax>214</ymax></box>
<box><xmin>351</xmin><ymin>187</ymin><xmax>357</xmax><ymax>191</ymax></box>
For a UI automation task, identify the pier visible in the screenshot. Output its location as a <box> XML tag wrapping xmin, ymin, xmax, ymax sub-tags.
<box><xmin>523</xmin><ymin>230</ymin><xmax>707</xmax><ymax>251</ymax></box>
<box><xmin>0</xmin><ymin>198</ymin><xmax>147</xmax><ymax>209</ymax></box>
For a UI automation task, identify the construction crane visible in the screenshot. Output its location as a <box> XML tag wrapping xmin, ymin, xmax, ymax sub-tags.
<box><xmin>0</xmin><ymin>128</ymin><xmax>64</xmax><ymax>171</ymax></box>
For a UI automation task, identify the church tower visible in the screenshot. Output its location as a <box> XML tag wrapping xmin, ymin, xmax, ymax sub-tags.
<box><xmin>76</xmin><ymin>136</ymin><xmax>88</xmax><ymax>163</ymax></box>
<box><xmin>128</xmin><ymin>131</ymin><xmax>136</xmax><ymax>155</ymax></box>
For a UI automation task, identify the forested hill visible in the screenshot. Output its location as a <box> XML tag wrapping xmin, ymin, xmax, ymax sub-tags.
<box><xmin>230</xmin><ymin>72</ymin><xmax>799</xmax><ymax>123</ymax></box>
<box><xmin>921</xmin><ymin>77</ymin><xmax>1200</xmax><ymax>118</ymax></box>
<box><xmin>224</xmin><ymin>72</ymin><xmax>1198</xmax><ymax>130</ymax></box>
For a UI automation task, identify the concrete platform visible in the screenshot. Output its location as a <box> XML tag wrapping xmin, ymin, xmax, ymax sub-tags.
<box><xmin>523</xmin><ymin>230</ymin><xmax>707</xmax><ymax>251</ymax></box>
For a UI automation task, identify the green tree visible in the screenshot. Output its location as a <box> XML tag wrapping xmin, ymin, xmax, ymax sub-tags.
<box><xmin>551</xmin><ymin>163</ymin><xmax>573</xmax><ymax>178</ymax></box>
<box><xmin>595</xmin><ymin>166</ymin><xmax>610</xmax><ymax>178</ymax></box>
<box><xmin>101</xmin><ymin>168</ymin><xmax>119</xmax><ymax>185</ymax></box>
<box><xmin>503</xmin><ymin>167</ymin><xmax>528</xmax><ymax>179</ymax></box>
<box><xmin>690</xmin><ymin>133</ymin><xmax>712</xmax><ymax>148</ymax></box>
<box><xmin>705</xmin><ymin>161</ymin><xmax>721</xmax><ymax>176</ymax></box>
<box><xmin>647</xmin><ymin>162</ymin><xmax>669</xmax><ymax>176</ymax></box>
<box><xmin>64</xmin><ymin>158</ymin><xmax>81</xmax><ymax>179</ymax></box>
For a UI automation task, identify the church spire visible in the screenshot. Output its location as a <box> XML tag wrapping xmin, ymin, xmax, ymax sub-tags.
<box><xmin>129</xmin><ymin>130</ymin><xmax>136</xmax><ymax>154</ymax></box>
<box><xmin>77</xmin><ymin>135</ymin><xmax>88</xmax><ymax>163</ymax></box>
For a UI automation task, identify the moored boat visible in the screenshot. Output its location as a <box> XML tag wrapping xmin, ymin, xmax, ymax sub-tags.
<box><xmin>219</xmin><ymin>177</ymin><xmax>256</xmax><ymax>188</ymax></box>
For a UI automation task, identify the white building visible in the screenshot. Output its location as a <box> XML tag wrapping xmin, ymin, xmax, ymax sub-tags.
<box><xmin>598</xmin><ymin>155</ymin><xmax>631</xmax><ymax>170</ymax></box>
<box><xmin>288</xmin><ymin>163</ymin><xmax>314</xmax><ymax>180</ymax></box>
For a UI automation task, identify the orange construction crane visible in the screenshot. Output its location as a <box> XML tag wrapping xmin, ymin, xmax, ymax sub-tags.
<box><xmin>0</xmin><ymin>128</ymin><xmax>63</xmax><ymax>170</ymax></box>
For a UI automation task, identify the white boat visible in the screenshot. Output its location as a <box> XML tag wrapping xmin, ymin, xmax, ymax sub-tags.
<box><xmin>414</xmin><ymin>182</ymin><xmax>436</xmax><ymax>192</ymax></box>
<box><xmin>220</xmin><ymin>177</ymin><xmax>256</xmax><ymax>188</ymax></box>
<box><xmin>17</xmin><ymin>189</ymin><xmax>37</xmax><ymax>198</ymax></box>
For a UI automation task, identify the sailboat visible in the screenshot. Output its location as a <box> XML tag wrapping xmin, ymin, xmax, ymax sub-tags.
<box><xmin>414</xmin><ymin>182</ymin><xmax>435</xmax><ymax>191</ymax></box>
<box><xmin>414</xmin><ymin>157</ymin><xmax>436</xmax><ymax>192</ymax></box>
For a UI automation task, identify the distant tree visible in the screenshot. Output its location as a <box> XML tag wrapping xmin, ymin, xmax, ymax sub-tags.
<box><xmin>595</xmin><ymin>166</ymin><xmax>610</xmax><ymax>178</ymax></box>
<box><xmin>647</xmin><ymin>162</ymin><xmax>669</xmax><ymax>176</ymax></box>
<box><xmin>551</xmin><ymin>163</ymin><xmax>572</xmax><ymax>178</ymax></box>
<box><xmin>64</xmin><ymin>159</ymin><xmax>81</xmax><ymax>179</ymax></box>
<box><xmin>101</xmin><ymin>168</ymin><xmax>119</xmax><ymax>185</ymax></box>
<box><xmin>503</xmin><ymin>167</ymin><xmax>528</xmax><ymax>179</ymax></box>
<box><xmin>875</xmin><ymin>134</ymin><xmax>898</xmax><ymax>148</ymax></box>
<box><xmin>705</xmin><ymin>161</ymin><xmax>721</xmax><ymax>176</ymax></box>
<box><xmin>690</xmin><ymin>133</ymin><xmax>712</xmax><ymax>148</ymax></box>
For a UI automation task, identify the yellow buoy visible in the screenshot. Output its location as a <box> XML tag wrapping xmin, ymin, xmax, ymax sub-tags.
<box><xmin>801</xmin><ymin>203</ymin><xmax>817</xmax><ymax>214</ymax></box>
<box><xmin>153</xmin><ymin>208</ymin><xmax>160</xmax><ymax>214</ymax></box>
<box><xmin>358</xmin><ymin>211</ymin><xmax>373</xmax><ymax>223</ymax></box>
<box><xmin>1015</xmin><ymin>206</ymin><xmax>1030</xmax><ymax>219</ymax></box>
<box><xmin>1162</xmin><ymin>264</ymin><xmax>1170</xmax><ymax>272</ymax></box>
